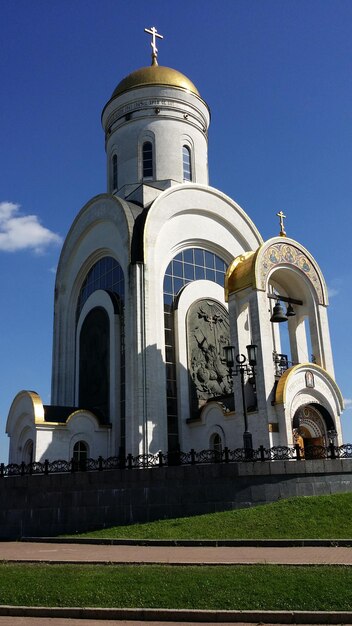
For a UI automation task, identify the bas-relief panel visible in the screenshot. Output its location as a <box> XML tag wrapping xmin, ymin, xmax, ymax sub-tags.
<box><xmin>187</xmin><ymin>300</ymin><xmax>232</xmax><ymax>414</ymax></box>
<box><xmin>259</xmin><ymin>242</ymin><xmax>324</xmax><ymax>303</ymax></box>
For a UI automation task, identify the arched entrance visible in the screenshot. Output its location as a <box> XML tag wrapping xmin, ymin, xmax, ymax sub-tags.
<box><xmin>292</xmin><ymin>403</ymin><xmax>336</xmax><ymax>458</ymax></box>
<box><xmin>22</xmin><ymin>439</ymin><xmax>33</xmax><ymax>465</ymax></box>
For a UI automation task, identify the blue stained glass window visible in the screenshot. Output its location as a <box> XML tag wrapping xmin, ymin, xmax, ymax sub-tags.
<box><xmin>77</xmin><ymin>256</ymin><xmax>124</xmax><ymax>319</ymax></box>
<box><xmin>184</xmin><ymin>264</ymin><xmax>194</xmax><ymax>280</ymax></box>
<box><xmin>173</xmin><ymin>277</ymin><xmax>184</xmax><ymax>294</ymax></box>
<box><xmin>205</xmin><ymin>268</ymin><xmax>215</xmax><ymax>281</ymax></box>
<box><xmin>172</xmin><ymin>260</ymin><xmax>183</xmax><ymax>277</ymax></box>
<box><xmin>205</xmin><ymin>251</ymin><xmax>215</xmax><ymax>269</ymax></box>
<box><xmin>194</xmin><ymin>249</ymin><xmax>204</xmax><ymax>266</ymax></box>
<box><xmin>164</xmin><ymin>276</ymin><xmax>173</xmax><ymax>294</ymax></box>
<box><xmin>195</xmin><ymin>266</ymin><xmax>205</xmax><ymax>280</ymax></box>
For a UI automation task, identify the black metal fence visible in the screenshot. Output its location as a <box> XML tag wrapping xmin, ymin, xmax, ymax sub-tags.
<box><xmin>1</xmin><ymin>443</ymin><xmax>352</xmax><ymax>478</ymax></box>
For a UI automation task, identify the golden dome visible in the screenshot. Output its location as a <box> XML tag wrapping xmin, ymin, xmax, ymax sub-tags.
<box><xmin>111</xmin><ymin>65</ymin><xmax>200</xmax><ymax>98</ymax></box>
<box><xmin>224</xmin><ymin>250</ymin><xmax>260</xmax><ymax>301</ymax></box>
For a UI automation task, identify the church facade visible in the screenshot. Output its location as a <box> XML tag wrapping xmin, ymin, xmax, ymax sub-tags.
<box><xmin>6</xmin><ymin>31</ymin><xmax>344</xmax><ymax>464</ymax></box>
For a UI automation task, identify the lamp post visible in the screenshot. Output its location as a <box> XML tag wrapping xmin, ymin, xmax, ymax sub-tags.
<box><xmin>224</xmin><ymin>344</ymin><xmax>257</xmax><ymax>453</ymax></box>
<box><xmin>327</xmin><ymin>428</ymin><xmax>337</xmax><ymax>445</ymax></box>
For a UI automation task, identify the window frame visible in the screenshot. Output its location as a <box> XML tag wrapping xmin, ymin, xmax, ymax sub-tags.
<box><xmin>112</xmin><ymin>153</ymin><xmax>118</xmax><ymax>191</ymax></box>
<box><xmin>142</xmin><ymin>141</ymin><xmax>154</xmax><ymax>179</ymax></box>
<box><xmin>182</xmin><ymin>145</ymin><xmax>192</xmax><ymax>182</ymax></box>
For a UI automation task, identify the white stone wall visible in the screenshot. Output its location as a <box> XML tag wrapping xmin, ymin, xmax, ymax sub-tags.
<box><xmin>141</xmin><ymin>184</ymin><xmax>263</xmax><ymax>454</ymax></box>
<box><xmin>102</xmin><ymin>85</ymin><xmax>210</xmax><ymax>193</ymax></box>
<box><xmin>51</xmin><ymin>195</ymin><xmax>132</xmax><ymax>409</ymax></box>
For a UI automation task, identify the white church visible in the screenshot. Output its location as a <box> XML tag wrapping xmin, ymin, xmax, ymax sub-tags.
<box><xmin>6</xmin><ymin>28</ymin><xmax>344</xmax><ymax>465</ymax></box>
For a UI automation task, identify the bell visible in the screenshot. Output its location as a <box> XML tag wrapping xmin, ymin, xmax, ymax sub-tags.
<box><xmin>286</xmin><ymin>303</ymin><xmax>296</xmax><ymax>317</ymax></box>
<box><xmin>270</xmin><ymin>301</ymin><xmax>288</xmax><ymax>323</ymax></box>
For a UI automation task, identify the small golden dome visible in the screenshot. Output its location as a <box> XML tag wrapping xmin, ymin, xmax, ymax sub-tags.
<box><xmin>111</xmin><ymin>65</ymin><xmax>200</xmax><ymax>98</ymax></box>
<box><xmin>224</xmin><ymin>250</ymin><xmax>260</xmax><ymax>301</ymax></box>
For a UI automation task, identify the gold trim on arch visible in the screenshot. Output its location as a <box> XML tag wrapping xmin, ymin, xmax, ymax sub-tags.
<box><xmin>225</xmin><ymin>237</ymin><xmax>328</xmax><ymax>306</ymax></box>
<box><xmin>275</xmin><ymin>363</ymin><xmax>344</xmax><ymax>408</ymax></box>
<box><xmin>224</xmin><ymin>250</ymin><xmax>258</xmax><ymax>301</ymax></box>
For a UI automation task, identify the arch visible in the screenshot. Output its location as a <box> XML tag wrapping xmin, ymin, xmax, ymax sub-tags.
<box><xmin>292</xmin><ymin>403</ymin><xmax>335</xmax><ymax>436</ymax></box>
<box><xmin>22</xmin><ymin>439</ymin><xmax>34</xmax><ymax>464</ymax></box>
<box><xmin>226</xmin><ymin>237</ymin><xmax>332</xmax><ymax>381</ymax></box>
<box><xmin>268</xmin><ymin>265</ymin><xmax>317</xmax><ymax>369</ymax></box>
<box><xmin>225</xmin><ymin>237</ymin><xmax>327</xmax><ymax>305</ymax></box>
<box><xmin>209</xmin><ymin>432</ymin><xmax>223</xmax><ymax>454</ymax></box>
<box><xmin>292</xmin><ymin>403</ymin><xmax>337</xmax><ymax>457</ymax></box>
<box><xmin>73</xmin><ymin>439</ymin><xmax>89</xmax><ymax>460</ymax></box>
<box><xmin>52</xmin><ymin>195</ymin><xmax>132</xmax><ymax>409</ymax></box>
<box><xmin>144</xmin><ymin>184</ymin><xmax>263</xmax><ymax>268</ymax></box>
<box><xmin>275</xmin><ymin>363</ymin><xmax>344</xmax><ymax>409</ymax></box>
<box><xmin>76</xmin><ymin>256</ymin><xmax>124</xmax><ymax>320</ymax></box>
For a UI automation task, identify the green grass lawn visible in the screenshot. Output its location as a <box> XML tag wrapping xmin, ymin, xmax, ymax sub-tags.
<box><xmin>71</xmin><ymin>493</ymin><xmax>352</xmax><ymax>539</ymax></box>
<box><xmin>0</xmin><ymin>563</ymin><xmax>351</xmax><ymax>610</ymax></box>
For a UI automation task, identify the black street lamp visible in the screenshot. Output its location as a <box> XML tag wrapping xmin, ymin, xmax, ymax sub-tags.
<box><xmin>224</xmin><ymin>344</ymin><xmax>258</xmax><ymax>452</ymax></box>
<box><xmin>327</xmin><ymin>428</ymin><xmax>337</xmax><ymax>445</ymax></box>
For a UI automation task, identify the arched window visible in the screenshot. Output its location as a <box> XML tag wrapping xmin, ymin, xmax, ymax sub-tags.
<box><xmin>77</xmin><ymin>257</ymin><xmax>124</xmax><ymax>320</ymax></box>
<box><xmin>73</xmin><ymin>440</ymin><xmax>88</xmax><ymax>461</ymax></box>
<box><xmin>182</xmin><ymin>145</ymin><xmax>192</xmax><ymax>182</ymax></box>
<box><xmin>73</xmin><ymin>440</ymin><xmax>89</xmax><ymax>470</ymax></box>
<box><xmin>210</xmin><ymin>433</ymin><xmax>223</xmax><ymax>454</ymax></box>
<box><xmin>142</xmin><ymin>141</ymin><xmax>153</xmax><ymax>178</ymax></box>
<box><xmin>112</xmin><ymin>154</ymin><xmax>118</xmax><ymax>190</ymax></box>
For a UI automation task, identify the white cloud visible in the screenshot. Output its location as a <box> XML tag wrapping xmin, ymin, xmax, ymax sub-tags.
<box><xmin>327</xmin><ymin>286</ymin><xmax>339</xmax><ymax>298</ymax></box>
<box><xmin>0</xmin><ymin>202</ymin><xmax>62</xmax><ymax>254</ymax></box>
<box><xmin>344</xmin><ymin>398</ymin><xmax>352</xmax><ymax>410</ymax></box>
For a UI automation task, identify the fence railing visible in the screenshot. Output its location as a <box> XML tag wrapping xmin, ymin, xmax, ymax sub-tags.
<box><xmin>1</xmin><ymin>443</ymin><xmax>352</xmax><ymax>478</ymax></box>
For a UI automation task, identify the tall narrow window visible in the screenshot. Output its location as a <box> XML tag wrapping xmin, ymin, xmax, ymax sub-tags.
<box><xmin>79</xmin><ymin>308</ymin><xmax>110</xmax><ymax>421</ymax></box>
<box><xmin>112</xmin><ymin>154</ymin><xmax>118</xmax><ymax>190</ymax></box>
<box><xmin>182</xmin><ymin>145</ymin><xmax>192</xmax><ymax>182</ymax></box>
<box><xmin>143</xmin><ymin>141</ymin><xmax>153</xmax><ymax>178</ymax></box>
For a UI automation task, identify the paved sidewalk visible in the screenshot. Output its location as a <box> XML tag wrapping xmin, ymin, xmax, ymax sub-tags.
<box><xmin>1</xmin><ymin>542</ymin><xmax>352</xmax><ymax>624</ymax></box>
<box><xmin>0</xmin><ymin>617</ymin><xmax>276</xmax><ymax>626</ymax></box>
<box><xmin>0</xmin><ymin>617</ymin><xmax>270</xmax><ymax>626</ymax></box>
<box><xmin>0</xmin><ymin>541</ymin><xmax>352</xmax><ymax>565</ymax></box>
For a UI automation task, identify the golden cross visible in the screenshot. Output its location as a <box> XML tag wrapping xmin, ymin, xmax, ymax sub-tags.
<box><xmin>144</xmin><ymin>26</ymin><xmax>164</xmax><ymax>65</ymax></box>
<box><xmin>277</xmin><ymin>211</ymin><xmax>287</xmax><ymax>237</ymax></box>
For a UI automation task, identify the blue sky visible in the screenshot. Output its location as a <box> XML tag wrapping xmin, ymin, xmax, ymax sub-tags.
<box><xmin>0</xmin><ymin>0</ymin><xmax>351</xmax><ymax>461</ymax></box>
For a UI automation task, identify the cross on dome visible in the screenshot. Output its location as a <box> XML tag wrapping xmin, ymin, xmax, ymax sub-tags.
<box><xmin>277</xmin><ymin>210</ymin><xmax>287</xmax><ymax>237</ymax></box>
<box><xmin>144</xmin><ymin>26</ymin><xmax>164</xmax><ymax>65</ymax></box>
